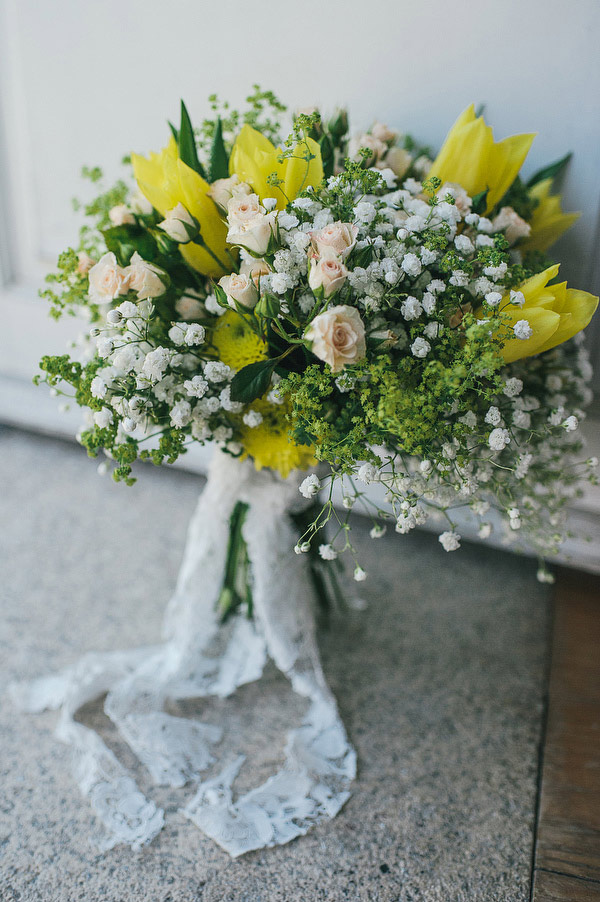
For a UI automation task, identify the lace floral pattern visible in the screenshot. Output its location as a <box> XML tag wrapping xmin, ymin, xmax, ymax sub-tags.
<box><xmin>10</xmin><ymin>452</ymin><xmax>356</xmax><ymax>856</ymax></box>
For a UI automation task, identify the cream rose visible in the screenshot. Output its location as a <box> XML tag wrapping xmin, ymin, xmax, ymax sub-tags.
<box><xmin>218</xmin><ymin>272</ymin><xmax>259</xmax><ymax>309</ymax></box>
<box><xmin>87</xmin><ymin>252</ymin><xmax>127</xmax><ymax>303</ymax></box>
<box><xmin>371</xmin><ymin>121</ymin><xmax>398</xmax><ymax>144</ymax></box>
<box><xmin>348</xmin><ymin>132</ymin><xmax>387</xmax><ymax>166</ymax></box>
<box><xmin>77</xmin><ymin>251</ymin><xmax>96</xmax><ymax>275</ymax></box>
<box><xmin>208</xmin><ymin>174</ymin><xmax>252</xmax><ymax>210</ymax></box>
<box><xmin>382</xmin><ymin>146</ymin><xmax>412</xmax><ymax>179</ymax></box>
<box><xmin>492</xmin><ymin>206</ymin><xmax>532</xmax><ymax>245</ymax></box>
<box><xmin>308</xmin><ymin>250</ymin><xmax>349</xmax><ymax>298</ymax></box>
<box><xmin>158</xmin><ymin>203</ymin><xmax>198</xmax><ymax>243</ymax></box>
<box><xmin>227</xmin><ymin>195</ymin><xmax>276</xmax><ymax>255</ymax></box>
<box><xmin>305</xmin><ymin>305</ymin><xmax>366</xmax><ymax>372</ymax></box>
<box><xmin>175</xmin><ymin>293</ymin><xmax>205</xmax><ymax>320</ymax></box>
<box><xmin>124</xmin><ymin>252</ymin><xmax>167</xmax><ymax>299</ymax></box>
<box><xmin>227</xmin><ymin>192</ymin><xmax>263</xmax><ymax>221</ymax></box>
<box><xmin>108</xmin><ymin>204</ymin><xmax>135</xmax><ymax>226</ymax></box>
<box><xmin>309</xmin><ymin>222</ymin><xmax>358</xmax><ymax>259</ymax></box>
<box><xmin>239</xmin><ymin>257</ymin><xmax>271</xmax><ymax>288</ymax></box>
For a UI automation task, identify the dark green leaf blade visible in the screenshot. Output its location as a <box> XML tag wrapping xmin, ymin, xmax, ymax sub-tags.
<box><xmin>230</xmin><ymin>359</ymin><xmax>274</xmax><ymax>403</ymax></box>
<box><xmin>470</xmin><ymin>188</ymin><xmax>488</xmax><ymax>215</ymax></box>
<box><xmin>319</xmin><ymin>134</ymin><xmax>334</xmax><ymax>180</ymax></box>
<box><xmin>526</xmin><ymin>152</ymin><xmax>572</xmax><ymax>188</ymax></box>
<box><xmin>209</xmin><ymin>117</ymin><xmax>230</xmax><ymax>182</ymax></box>
<box><xmin>179</xmin><ymin>100</ymin><xmax>206</xmax><ymax>179</ymax></box>
<box><xmin>168</xmin><ymin>120</ymin><xmax>179</xmax><ymax>143</ymax></box>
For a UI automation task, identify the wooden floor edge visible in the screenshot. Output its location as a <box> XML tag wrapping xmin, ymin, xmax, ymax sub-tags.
<box><xmin>531</xmin><ymin>566</ymin><xmax>600</xmax><ymax>901</ymax></box>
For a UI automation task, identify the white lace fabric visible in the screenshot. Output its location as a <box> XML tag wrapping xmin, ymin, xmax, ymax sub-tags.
<box><xmin>10</xmin><ymin>452</ymin><xmax>356</xmax><ymax>857</ymax></box>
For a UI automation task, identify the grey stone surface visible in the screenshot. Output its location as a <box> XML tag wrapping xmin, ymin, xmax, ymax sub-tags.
<box><xmin>0</xmin><ymin>427</ymin><xmax>550</xmax><ymax>901</ymax></box>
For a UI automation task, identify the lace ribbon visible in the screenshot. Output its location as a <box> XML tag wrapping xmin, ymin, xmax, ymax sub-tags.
<box><xmin>10</xmin><ymin>452</ymin><xmax>356</xmax><ymax>857</ymax></box>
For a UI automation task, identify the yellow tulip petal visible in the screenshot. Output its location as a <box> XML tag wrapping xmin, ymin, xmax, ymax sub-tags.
<box><xmin>132</xmin><ymin>138</ymin><xmax>230</xmax><ymax>276</ymax></box>
<box><xmin>523</xmin><ymin>210</ymin><xmax>580</xmax><ymax>253</ymax></box>
<box><xmin>283</xmin><ymin>136</ymin><xmax>323</xmax><ymax>205</ymax></box>
<box><xmin>486</xmin><ymin>132</ymin><xmax>535</xmax><ymax>211</ymax></box>
<box><xmin>428</xmin><ymin>105</ymin><xmax>534</xmax><ymax>213</ymax></box>
<box><xmin>230</xmin><ymin>125</ymin><xmax>281</xmax><ymax>202</ymax></box>
<box><xmin>517</xmin><ymin>264</ymin><xmax>561</xmax><ymax>303</ymax></box>
<box><xmin>534</xmin><ymin>289</ymin><xmax>598</xmax><ymax>354</ymax></box>
<box><xmin>230</xmin><ymin>124</ymin><xmax>323</xmax><ymax>208</ymax></box>
<box><xmin>131</xmin><ymin>138</ymin><xmax>180</xmax><ymax>214</ymax></box>
<box><xmin>522</xmin><ymin>178</ymin><xmax>580</xmax><ymax>253</ymax></box>
<box><xmin>175</xmin><ymin>159</ymin><xmax>229</xmax><ymax>276</ymax></box>
<box><xmin>501</xmin><ymin>306</ymin><xmax>561</xmax><ymax>363</ymax></box>
<box><xmin>429</xmin><ymin>109</ymin><xmax>492</xmax><ymax>197</ymax></box>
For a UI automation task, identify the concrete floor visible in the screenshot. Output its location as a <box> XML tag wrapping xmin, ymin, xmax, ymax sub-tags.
<box><xmin>0</xmin><ymin>427</ymin><xmax>551</xmax><ymax>901</ymax></box>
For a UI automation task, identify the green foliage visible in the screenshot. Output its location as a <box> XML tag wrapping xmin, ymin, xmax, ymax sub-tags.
<box><xmin>73</xmin><ymin>171</ymin><xmax>129</xmax><ymax>229</ymax></box>
<box><xmin>178</xmin><ymin>100</ymin><xmax>206</xmax><ymax>178</ymax></box>
<box><xmin>103</xmin><ymin>224</ymin><xmax>158</xmax><ymax>266</ymax></box>
<box><xmin>230</xmin><ymin>360</ymin><xmax>275</xmax><ymax>403</ymax></box>
<box><xmin>527</xmin><ymin>152</ymin><xmax>572</xmax><ymax>188</ymax></box>
<box><xmin>208</xmin><ymin>117</ymin><xmax>229</xmax><ymax>182</ymax></box>
<box><xmin>498</xmin><ymin>175</ymin><xmax>539</xmax><ymax>221</ymax></box>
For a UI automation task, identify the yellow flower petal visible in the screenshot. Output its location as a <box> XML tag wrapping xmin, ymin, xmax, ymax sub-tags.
<box><xmin>132</xmin><ymin>139</ymin><xmax>230</xmax><ymax>277</ymax></box>
<box><xmin>230</xmin><ymin>124</ymin><xmax>323</xmax><ymax>208</ymax></box>
<box><xmin>534</xmin><ymin>289</ymin><xmax>598</xmax><ymax>354</ymax></box>
<box><xmin>239</xmin><ymin>398</ymin><xmax>316</xmax><ymax>479</ymax></box>
<box><xmin>131</xmin><ymin>137</ymin><xmax>180</xmax><ymax>214</ymax></box>
<box><xmin>500</xmin><ymin>305</ymin><xmax>561</xmax><ymax>363</ymax></box>
<box><xmin>486</xmin><ymin>132</ymin><xmax>535</xmax><ymax>211</ymax></box>
<box><xmin>211</xmin><ymin>311</ymin><xmax>267</xmax><ymax>370</ymax></box>
<box><xmin>516</xmin><ymin>264</ymin><xmax>561</xmax><ymax>304</ymax></box>
<box><xmin>492</xmin><ymin>264</ymin><xmax>598</xmax><ymax>362</ymax></box>
<box><xmin>428</xmin><ymin>105</ymin><xmax>534</xmax><ymax>213</ymax></box>
<box><xmin>521</xmin><ymin>178</ymin><xmax>580</xmax><ymax>253</ymax></box>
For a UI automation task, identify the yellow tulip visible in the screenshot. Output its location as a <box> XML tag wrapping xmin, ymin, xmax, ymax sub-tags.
<box><xmin>428</xmin><ymin>105</ymin><xmax>535</xmax><ymax>214</ymax></box>
<box><xmin>494</xmin><ymin>264</ymin><xmax>598</xmax><ymax>363</ymax></box>
<box><xmin>521</xmin><ymin>178</ymin><xmax>580</xmax><ymax>253</ymax></box>
<box><xmin>229</xmin><ymin>124</ymin><xmax>323</xmax><ymax>209</ymax></box>
<box><xmin>131</xmin><ymin>137</ymin><xmax>230</xmax><ymax>277</ymax></box>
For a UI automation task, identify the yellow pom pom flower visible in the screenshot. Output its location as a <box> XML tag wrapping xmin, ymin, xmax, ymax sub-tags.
<box><xmin>428</xmin><ymin>105</ymin><xmax>535</xmax><ymax>214</ymax></box>
<box><xmin>521</xmin><ymin>178</ymin><xmax>580</xmax><ymax>253</ymax></box>
<box><xmin>239</xmin><ymin>399</ymin><xmax>317</xmax><ymax>479</ymax></box>
<box><xmin>211</xmin><ymin>311</ymin><xmax>267</xmax><ymax>370</ymax></box>
<box><xmin>211</xmin><ymin>312</ymin><xmax>315</xmax><ymax>478</ymax></box>
<box><xmin>229</xmin><ymin>124</ymin><xmax>323</xmax><ymax>209</ymax></box>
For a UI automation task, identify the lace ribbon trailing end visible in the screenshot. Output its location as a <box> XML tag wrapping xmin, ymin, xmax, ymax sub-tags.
<box><xmin>9</xmin><ymin>451</ymin><xmax>356</xmax><ymax>857</ymax></box>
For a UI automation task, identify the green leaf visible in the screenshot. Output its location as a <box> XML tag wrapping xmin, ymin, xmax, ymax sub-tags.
<box><xmin>178</xmin><ymin>100</ymin><xmax>206</xmax><ymax>179</ymax></box>
<box><xmin>471</xmin><ymin>188</ymin><xmax>488</xmax><ymax>215</ymax></box>
<box><xmin>102</xmin><ymin>225</ymin><xmax>157</xmax><ymax>266</ymax></box>
<box><xmin>168</xmin><ymin>120</ymin><xmax>179</xmax><ymax>143</ymax></box>
<box><xmin>209</xmin><ymin>117</ymin><xmax>230</xmax><ymax>182</ymax></box>
<box><xmin>230</xmin><ymin>359</ymin><xmax>275</xmax><ymax>403</ymax></box>
<box><xmin>526</xmin><ymin>152</ymin><xmax>572</xmax><ymax>188</ymax></box>
<box><xmin>319</xmin><ymin>134</ymin><xmax>334</xmax><ymax>180</ymax></box>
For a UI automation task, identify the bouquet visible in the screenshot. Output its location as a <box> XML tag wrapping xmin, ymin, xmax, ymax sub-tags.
<box><xmin>39</xmin><ymin>90</ymin><xmax>597</xmax><ymax>583</ymax></box>
<box><xmin>23</xmin><ymin>89</ymin><xmax>597</xmax><ymax>855</ymax></box>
